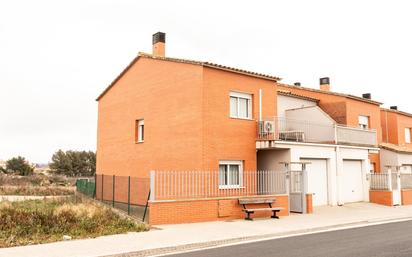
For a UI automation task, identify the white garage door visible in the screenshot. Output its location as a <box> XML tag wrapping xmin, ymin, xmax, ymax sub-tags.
<box><xmin>342</xmin><ymin>160</ymin><xmax>364</xmax><ymax>203</ymax></box>
<box><xmin>302</xmin><ymin>159</ymin><xmax>328</xmax><ymax>206</ymax></box>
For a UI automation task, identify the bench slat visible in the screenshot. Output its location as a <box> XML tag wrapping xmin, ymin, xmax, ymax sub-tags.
<box><xmin>243</xmin><ymin>207</ymin><xmax>284</xmax><ymax>212</ymax></box>
<box><xmin>239</xmin><ymin>198</ymin><xmax>275</xmax><ymax>204</ymax></box>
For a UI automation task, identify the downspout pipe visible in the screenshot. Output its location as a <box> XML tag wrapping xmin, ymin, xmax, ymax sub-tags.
<box><xmin>259</xmin><ymin>88</ymin><xmax>262</xmax><ymax>121</ymax></box>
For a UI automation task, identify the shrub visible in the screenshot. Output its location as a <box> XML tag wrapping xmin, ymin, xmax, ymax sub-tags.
<box><xmin>0</xmin><ymin>197</ymin><xmax>147</xmax><ymax>247</ymax></box>
<box><xmin>0</xmin><ymin>186</ymin><xmax>74</xmax><ymax>196</ymax></box>
<box><xmin>5</xmin><ymin>157</ymin><xmax>34</xmax><ymax>176</ymax></box>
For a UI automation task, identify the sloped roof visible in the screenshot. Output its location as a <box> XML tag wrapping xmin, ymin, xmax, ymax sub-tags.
<box><xmin>381</xmin><ymin>108</ymin><xmax>412</xmax><ymax>119</ymax></box>
<box><xmin>380</xmin><ymin>143</ymin><xmax>412</xmax><ymax>154</ymax></box>
<box><xmin>278</xmin><ymin>83</ymin><xmax>382</xmax><ymax>106</ymax></box>
<box><xmin>277</xmin><ymin>90</ymin><xmax>319</xmax><ymax>102</ymax></box>
<box><xmin>96</xmin><ymin>52</ymin><xmax>281</xmax><ymax>101</ymax></box>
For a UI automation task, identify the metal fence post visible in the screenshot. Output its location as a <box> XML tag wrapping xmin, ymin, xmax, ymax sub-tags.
<box><xmin>150</xmin><ymin>170</ymin><xmax>156</xmax><ymax>201</ymax></box>
<box><xmin>283</xmin><ymin>163</ymin><xmax>290</xmax><ymax>215</ymax></box>
<box><xmin>302</xmin><ymin>163</ymin><xmax>308</xmax><ymax>214</ymax></box>
<box><xmin>142</xmin><ymin>190</ymin><xmax>151</xmax><ymax>223</ymax></box>
<box><xmin>112</xmin><ymin>175</ymin><xmax>115</xmax><ymax>207</ymax></box>
<box><xmin>93</xmin><ymin>173</ymin><xmax>97</xmax><ymax>198</ymax></box>
<box><xmin>128</xmin><ymin>176</ymin><xmax>131</xmax><ymax>215</ymax></box>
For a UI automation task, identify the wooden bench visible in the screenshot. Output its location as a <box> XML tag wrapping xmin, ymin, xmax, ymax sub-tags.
<box><xmin>239</xmin><ymin>198</ymin><xmax>284</xmax><ymax>221</ymax></box>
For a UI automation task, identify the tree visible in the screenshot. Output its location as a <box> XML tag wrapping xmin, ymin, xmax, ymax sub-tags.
<box><xmin>50</xmin><ymin>150</ymin><xmax>96</xmax><ymax>177</ymax></box>
<box><xmin>6</xmin><ymin>156</ymin><xmax>34</xmax><ymax>176</ymax></box>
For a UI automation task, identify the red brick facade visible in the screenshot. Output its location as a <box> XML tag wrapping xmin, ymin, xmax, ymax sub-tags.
<box><xmin>149</xmin><ymin>195</ymin><xmax>289</xmax><ymax>225</ymax></box>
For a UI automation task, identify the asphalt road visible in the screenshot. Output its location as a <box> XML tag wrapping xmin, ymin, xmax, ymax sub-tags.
<box><xmin>167</xmin><ymin>220</ymin><xmax>412</xmax><ymax>257</ymax></box>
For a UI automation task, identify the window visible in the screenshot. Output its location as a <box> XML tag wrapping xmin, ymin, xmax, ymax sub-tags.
<box><xmin>229</xmin><ymin>92</ymin><xmax>252</xmax><ymax>119</ymax></box>
<box><xmin>358</xmin><ymin>115</ymin><xmax>369</xmax><ymax>129</ymax></box>
<box><xmin>219</xmin><ymin>160</ymin><xmax>243</xmax><ymax>188</ymax></box>
<box><xmin>405</xmin><ymin>128</ymin><xmax>411</xmax><ymax>144</ymax></box>
<box><xmin>370</xmin><ymin>162</ymin><xmax>376</xmax><ymax>173</ymax></box>
<box><xmin>136</xmin><ymin>119</ymin><xmax>144</xmax><ymax>143</ymax></box>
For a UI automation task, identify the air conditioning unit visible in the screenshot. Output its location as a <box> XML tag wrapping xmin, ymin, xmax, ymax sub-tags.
<box><xmin>260</xmin><ymin>121</ymin><xmax>275</xmax><ymax>133</ymax></box>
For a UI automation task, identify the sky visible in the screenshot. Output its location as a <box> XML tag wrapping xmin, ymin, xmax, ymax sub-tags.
<box><xmin>1</xmin><ymin>0</ymin><xmax>412</xmax><ymax>163</ymax></box>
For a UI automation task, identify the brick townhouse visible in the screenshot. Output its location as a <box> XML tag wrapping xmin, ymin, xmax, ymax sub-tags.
<box><xmin>95</xmin><ymin>32</ymin><xmax>410</xmax><ymax>224</ymax></box>
<box><xmin>380</xmin><ymin>106</ymin><xmax>412</xmax><ymax>172</ymax></box>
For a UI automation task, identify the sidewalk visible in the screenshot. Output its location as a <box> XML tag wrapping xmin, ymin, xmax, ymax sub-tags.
<box><xmin>2</xmin><ymin>203</ymin><xmax>412</xmax><ymax>257</ymax></box>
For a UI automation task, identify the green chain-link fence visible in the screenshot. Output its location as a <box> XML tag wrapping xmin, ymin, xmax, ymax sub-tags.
<box><xmin>76</xmin><ymin>179</ymin><xmax>95</xmax><ymax>198</ymax></box>
<box><xmin>76</xmin><ymin>175</ymin><xmax>150</xmax><ymax>223</ymax></box>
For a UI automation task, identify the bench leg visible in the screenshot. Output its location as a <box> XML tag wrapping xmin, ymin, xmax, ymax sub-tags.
<box><xmin>245</xmin><ymin>211</ymin><xmax>254</xmax><ymax>221</ymax></box>
<box><xmin>271</xmin><ymin>210</ymin><xmax>280</xmax><ymax>219</ymax></box>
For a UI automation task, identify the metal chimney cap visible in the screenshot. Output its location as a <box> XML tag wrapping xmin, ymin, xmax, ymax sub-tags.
<box><xmin>152</xmin><ymin>32</ymin><xmax>166</xmax><ymax>44</ymax></box>
<box><xmin>362</xmin><ymin>93</ymin><xmax>372</xmax><ymax>99</ymax></box>
<box><xmin>319</xmin><ymin>77</ymin><xmax>330</xmax><ymax>85</ymax></box>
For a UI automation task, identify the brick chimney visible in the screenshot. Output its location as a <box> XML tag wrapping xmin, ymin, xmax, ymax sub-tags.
<box><xmin>319</xmin><ymin>77</ymin><xmax>330</xmax><ymax>91</ymax></box>
<box><xmin>152</xmin><ymin>32</ymin><xmax>166</xmax><ymax>57</ymax></box>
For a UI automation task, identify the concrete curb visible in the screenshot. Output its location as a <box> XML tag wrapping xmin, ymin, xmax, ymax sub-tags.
<box><xmin>103</xmin><ymin>216</ymin><xmax>412</xmax><ymax>257</ymax></box>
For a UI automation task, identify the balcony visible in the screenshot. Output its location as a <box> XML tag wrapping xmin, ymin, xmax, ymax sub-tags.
<box><xmin>257</xmin><ymin>117</ymin><xmax>377</xmax><ymax>147</ymax></box>
<box><xmin>336</xmin><ymin>124</ymin><xmax>377</xmax><ymax>146</ymax></box>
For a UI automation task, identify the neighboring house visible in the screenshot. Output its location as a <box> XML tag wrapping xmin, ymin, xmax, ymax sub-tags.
<box><xmin>277</xmin><ymin>81</ymin><xmax>382</xmax><ymax>173</ymax></box>
<box><xmin>96</xmin><ymin>32</ymin><xmax>383</xmax><ymax>224</ymax></box>
<box><xmin>258</xmin><ymin>86</ymin><xmax>379</xmax><ymax>207</ymax></box>
<box><xmin>380</xmin><ymin>106</ymin><xmax>412</xmax><ymax>173</ymax></box>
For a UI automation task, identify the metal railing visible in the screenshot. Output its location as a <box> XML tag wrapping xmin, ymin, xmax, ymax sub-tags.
<box><xmin>257</xmin><ymin>117</ymin><xmax>377</xmax><ymax>146</ymax></box>
<box><xmin>401</xmin><ymin>173</ymin><xmax>412</xmax><ymax>189</ymax></box>
<box><xmin>258</xmin><ymin>117</ymin><xmax>335</xmax><ymax>143</ymax></box>
<box><xmin>369</xmin><ymin>173</ymin><xmax>390</xmax><ymax>190</ymax></box>
<box><xmin>150</xmin><ymin>170</ymin><xmax>287</xmax><ymax>201</ymax></box>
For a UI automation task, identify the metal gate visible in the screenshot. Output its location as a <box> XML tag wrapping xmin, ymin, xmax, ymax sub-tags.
<box><xmin>283</xmin><ymin>162</ymin><xmax>309</xmax><ymax>214</ymax></box>
<box><xmin>289</xmin><ymin>170</ymin><xmax>304</xmax><ymax>213</ymax></box>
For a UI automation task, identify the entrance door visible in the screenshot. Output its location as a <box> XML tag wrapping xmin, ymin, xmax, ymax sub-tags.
<box><xmin>302</xmin><ymin>159</ymin><xmax>328</xmax><ymax>206</ymax></box>
<box><xmin>342</xmin><ymin>160</ymin><xmax>364</xmax><ymax>203</ymax></box>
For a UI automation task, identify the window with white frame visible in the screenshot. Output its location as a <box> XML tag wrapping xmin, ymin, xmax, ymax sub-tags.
<box><xmin>405</xmin><ymin>128</ymin><xmax>411</xmax><ymax>144</ymax></box>
<box><xmin>219</xmin><ymin>160</ymin><xmax>243</xmax><ymax>188</ymax></box>
<box><xmin>358</xmin><ymin>115</ymin><xmax>369</xmax><ymax>129</ymax></box>
<box><xmin>229</xmin><ymin>92</ymin><xmax>252</xmax><ymax>119</ymax></box>
<box><xmin>136</xmin><ymin>119</ymin><xmax>144</xmax><ymax>143</ymax></box>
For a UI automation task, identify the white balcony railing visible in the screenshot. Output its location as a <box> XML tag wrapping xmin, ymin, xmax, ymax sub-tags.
<box><xmin>257</xmin><ymin>117</ymin><xmax>377</xmax><ymax>147</ymax></box>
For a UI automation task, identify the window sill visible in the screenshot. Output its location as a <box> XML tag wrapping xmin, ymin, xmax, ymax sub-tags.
<box><xmin>135</xmin><ymin>141</ymin><xmax>144</xmax><ymax>144</ymax></box>
<box><xmin>218</xmin><ymin>186</ymin><xmax>245</xmax><ymax>190</ymax></box>
<box><xmin>229</xmin><ymin>116</ymin><xmax>253</xmax><ymax>121</ymax></box>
